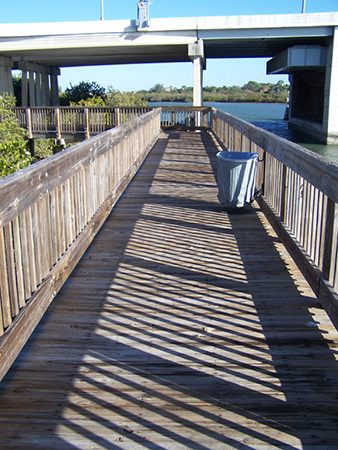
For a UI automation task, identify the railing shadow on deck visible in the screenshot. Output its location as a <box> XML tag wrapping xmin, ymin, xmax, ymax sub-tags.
<box><xmin>1</xmin><ymin>131</ymin><xmax>337</xmax><ymax>449</ymax></box>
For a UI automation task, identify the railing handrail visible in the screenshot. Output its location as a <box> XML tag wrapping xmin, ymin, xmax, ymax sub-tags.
<box><xmin>211</xmin><ymin>107</ymin><xmax>338</xmax><ymax>331</ymax></box>
<box><xmin>212</xmin><ymin>108</ymin><xmax>338</xmax><ymax>204</ymax></box>
<box><xmin>0</xmin><ymin>108</ymin><xmax>161</xmax><ymax>381</ymax></box>
<box><xmin>12</xmin><ymin>106</ymin><xmax>212</xmax><ymax>138</ymax></box>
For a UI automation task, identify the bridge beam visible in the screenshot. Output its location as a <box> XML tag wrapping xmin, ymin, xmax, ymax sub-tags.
<box><xmin>189</xmin><ymin>40</ymin><xmax>205</xmax><ymax>107</ymax></box>
<box><xmin>0</xmin><ymin>56</ymin><xmax>14</xmax><ymax>96</ymax></box>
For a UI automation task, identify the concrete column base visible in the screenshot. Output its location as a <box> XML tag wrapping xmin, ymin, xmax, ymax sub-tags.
<box><xmin>0</xmin><ymin>56</ymin><xmax>14</xmax><ymax>96</ymax></box>
<box><xmin>289</xmin><ymin>117</ymin><xmax>338</xmax><ymax>144</ymax></box>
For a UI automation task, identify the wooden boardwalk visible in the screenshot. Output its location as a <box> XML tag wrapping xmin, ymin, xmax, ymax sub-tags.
<box><xmin>0</xmin><ymin>131</ymin><xmax>337</xmax><ymax>449</ymax></box>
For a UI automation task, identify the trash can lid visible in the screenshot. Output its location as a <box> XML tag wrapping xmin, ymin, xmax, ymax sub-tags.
<box><xmin>216</xmin><ymin>151</ymin><xmax>258</xmax><ymax>162</ymax></box>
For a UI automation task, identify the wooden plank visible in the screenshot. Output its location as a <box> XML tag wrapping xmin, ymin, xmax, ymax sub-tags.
<box><xmin>0</xmin><ymin>227</ymin><xmax>11</xmax><ymax>329</ymax></box>
<box><xmin>24</xmin><ymin>208</ymin><xmax>37</xmax><ymax>294</ymax></box>
<box><xmin>3</xmin><ymin>223</ymin><xmax>19</xmax><ymax>319</ymax></box>
<box><xmin>0</xmin><ymin>129</ymin><xmax>159</xmax><ymax>383</ymax></box>
<box><xmin>257</xmin><ymin>195</ymin><xmax>338</xmax><ymax>330</ymax></box>
<box><xmin>322</xmin><ymin>197</ymin><xmax>335</xmax><ymax>279</ymax></box>
<box><xmin>18</xmin><ymin>211</ymin><xmax>31</xmax><ymax>302</ymax></box>
<box><xmin>0</xmin><ymin>131</ymin><xmax>337</xmax><ymax>450</ymax></box>
<box><xmin>0</xmin><ymin>109</ymin><xmax>161</xmax><ymax>229</ymax></box>
<box><xmin>12</xmin><ymin>216</ymin><xmax>25</xmax><ymax>309</ymax></box>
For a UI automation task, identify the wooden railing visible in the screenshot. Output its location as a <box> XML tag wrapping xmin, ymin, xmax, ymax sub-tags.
<box><xmin>14</xmin><ymin>106</ymin><xmax>152</xmax><ymax>139</ymax></box>
<box><xmin>211</xmin><ymin>108</ymin><xmax>338</xmax><ymax>330</ymax></box>
<box><xmin>2</xmin><ymin>105</ymin><xmax>338</xmax><ymax>382</ymax></box>
<box><xmin>13</xmin><ymin>106</ymin><xmax>211</xmax><ymax>139</ymax></box>
<box><xmin>0</xmin><ymin>108</ymin><xmax>161</xmax><ymax>381</ymax></box>
<box><xmin>160</xmin><ymin>106</ymin><xmax>210</xmax><ymax>129</ymax></box>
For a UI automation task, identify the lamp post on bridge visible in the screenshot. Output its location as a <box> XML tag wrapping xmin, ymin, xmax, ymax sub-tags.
<box><xmin>302</xmin><ymin>0</ymin><xmax>306</xmax><ymax>13</ymax></box>
<box><xmin>100</xmin><ymin>0</ymin><xmax>104</xmax><ymax>20</ymax></box>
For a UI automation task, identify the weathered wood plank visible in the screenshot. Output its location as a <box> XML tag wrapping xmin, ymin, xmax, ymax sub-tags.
<box><xmin>0</xmin><ymin>131</ymin><xmax>337</xmax><ymax>450</ymax></box>
<box><xmin>0</xmin><ymin>109</ymin><xmax>161</xmax><ymax>228</ymax></box>
<box><xmin>0</xmin><ymin>119</ymin><xmax>160</xmax><ymax>383</ymax></box>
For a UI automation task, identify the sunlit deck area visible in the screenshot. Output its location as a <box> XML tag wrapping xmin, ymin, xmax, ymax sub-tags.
<box><xmin>0</xmin><ymin>131</ymin><xmax>337</xmax><ymax>449</ymax></box>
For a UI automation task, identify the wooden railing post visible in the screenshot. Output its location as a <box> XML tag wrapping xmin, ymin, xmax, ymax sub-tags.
<box><xmin>280</xmin><ymin>164</ymin><xmax>288</xmax><ymax>222</ymax></box>
<box><xmin>116</xmin><ymin>108</ymin><xmax>120</xmax><ymax>127</ymax></box>
<box><xmin>84</xmin><ymin>108</ymin><xmax>90</xmax><ymax>139</ymax></box>
<box><xmin>171</xmin><ymin>111</ymin><xmax>175</xmax><ymax>127</ymax></box>
<box><xmin>25</xmin><ymin>108</ymin><xmax>33</xmax><ymax>139</ymax></box>
<box><xmin>55</xmin><ymin>108</ymin><xmax>61</xmax><ymax>140</ymax></box>
<box><xmin>322</xmin><ymin>197</ymin><xmax>335</xmax><ymax>279</ymax></box>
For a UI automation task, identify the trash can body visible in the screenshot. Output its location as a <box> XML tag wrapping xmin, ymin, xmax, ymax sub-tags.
<box><xmin>216</xmin><ymin>151</ymin><xmax>258</xmax><ymax>208</ymax></box>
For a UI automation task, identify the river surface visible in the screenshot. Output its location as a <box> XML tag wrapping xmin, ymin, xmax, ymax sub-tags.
<box><xmin>149</xmin><ymin>102</ymin><xmax>338</xmax><ymax>164</ymax></box>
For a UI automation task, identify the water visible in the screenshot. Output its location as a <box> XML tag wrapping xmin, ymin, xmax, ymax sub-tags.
<box><xmin>149</xmin><ymin>101</ymin><xmax>338</xmax><ymax>164</ymax></box>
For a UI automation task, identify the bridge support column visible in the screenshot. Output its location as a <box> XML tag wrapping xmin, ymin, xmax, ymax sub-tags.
<box><xmin>51</xmin><ymin>74</ymin><xmax>59</xmax><ymax>106</ymax></box>
<box><xmin>189</xmin><ymin>40</ymin><xmax>205</xmax><ymax>107</ymax></box>
<box><xmin>28</xmin><ymin>70</ymin><xmax>36</xmax><ymax>106</ymax></box>
<box><xmin>16</xmin><ymin>62</ymin><xmax>60</xmax><ymax>106</ymax></box>
<box><xmin>189</xmin><ymin>40</ymin><xmax>205</xmax><ymax>127</ymax></box>
<box><xmin>267</xmin><ymin>44</ymin><xmax>338</xmax><ymax>144</ymax></box>
<box><xmin>323</xmin><ymin>26</ymin><xmax>338</xmax><ymax>144</ymax></box>
<box><xmin>0</xmin><ymin>56</ymin><xmax>14</xmax><ymax>96</ymax></box>
<box><xmin>35</xmin><ymin>72</ymin><xmax>42</xmax><ymax>106</ymax></box>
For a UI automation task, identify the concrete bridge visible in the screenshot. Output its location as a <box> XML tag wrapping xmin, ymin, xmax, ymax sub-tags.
<box><xmin>0</xmin><ymin>12</ymin><xmax>337</xmax><ymax>143</ymax></box>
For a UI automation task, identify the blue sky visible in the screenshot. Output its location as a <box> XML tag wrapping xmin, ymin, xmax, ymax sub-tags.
<box><xmin>3</xmin><ymin>0</ymin><xmax>338</xmax><ymax>91</ymax></box>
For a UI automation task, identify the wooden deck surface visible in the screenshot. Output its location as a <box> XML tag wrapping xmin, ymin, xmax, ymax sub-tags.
<box><xmin>0</xmin><ymin>131</ymin><xmax>337</xmax><ymax>449</ymax></box>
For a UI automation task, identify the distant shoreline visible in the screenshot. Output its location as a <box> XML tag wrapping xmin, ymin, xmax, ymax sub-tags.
<box><xmin>145</xmin><ymin>96</ymin><xmax>288</xmax><ymax>104</ymax></box>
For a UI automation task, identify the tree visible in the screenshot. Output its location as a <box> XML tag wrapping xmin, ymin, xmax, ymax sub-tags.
<box><xmin>12</xmin><ymin>74</ymin><xmax>22</xmax><ymax>106</ymax></box>
<box><xmin>105</xmin><ymin>87</ymin><xmax>148</xmax><ymax>107</ymax></box>
<box><xmin>149</xmin><ymin>83</ymin><xmax>165</xmax><ymax>93</ymax></box>
<box><xmin>273</xmin><ymin>80</ymin><xmax>289</xmax><ymax>94</ymax></box>
<box><xmin>60</xmin><ymin>81</ymin><xmax>106</xmax><ymax>105</ymax></box>
<box><xmin>0</xmin><ymin>94</ymin><xmax>32</xmax><ymax>177</ymax></box>
<box><xmin>243</xmin><ymin>81</ymin><xmax>260</xmax><ymax>92</ymax></box>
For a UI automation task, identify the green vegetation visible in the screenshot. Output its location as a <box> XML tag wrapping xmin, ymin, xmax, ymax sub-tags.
<box><xmin>140</xmin><ymin>80</ymin><xmax>289</xmax><ymax>103</ymax></box>
<box><xmin>60</xmin><ymin>81</ymin><xmax>148</xmax><ymax>107</ymax></box>
<box><xmin>0</xmin><ymin>78</ymin><xmax>289</xmax><ymax>177</ymax></box>
<box><xmin>34</xmin><ymin>138</ymin><xmax>61</xmax><ymax>160</ymax></box>
<box><xmin>0</xmin><ymin>94</ymin><xmax>32</xmax><ymax>178</ymax></box>
<box><xmin>105</xmin><ymin>87</ymin><xmax>148</xmax><ymax>107</ymax></box>
<box><xmin>59</xmin><ymin>81</ymin><xmax>106</xmax><ymax>105</ymax></box>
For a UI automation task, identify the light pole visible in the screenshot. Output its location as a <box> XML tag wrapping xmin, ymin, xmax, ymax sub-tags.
<box><xmin>302</xmin><ymin>0</ymin><xmax>306</xmax><ymax>13</ymax></box>
<box><xmin>101</xmin><ymin>0</ymin><xmax>104</xmax><ymax>20</ymax></box>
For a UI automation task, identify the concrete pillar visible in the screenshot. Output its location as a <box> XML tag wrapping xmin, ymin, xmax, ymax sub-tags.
<box><xmin>188</xmin><ymin>40</ymin><xmax>205</xmax><ymax>107</ymax></box>
<box><xmin>16</xmin><ymin>62</ymin><xmax>60</xmax><ymax>106</ymax></box>
<box><xmin>192</xmin><ymin>56</ymin><xmax>204</xmax><ymax>107</ymax></box>
<box><xmin>51</xmin><ymin>74</ymin><xmax>59</xmax><ymax>106</ymax></box>
<box><xmin>29</xmin><ymin>71</ymin><xmax>35</xmax><ymax>106</ymax></box>
<box><xmin>323</xmin><ymin>26</ymin><xmax>338</xmax><ymax>144</ymax></box>
<box><xmin>21</xmin><ymin>70</ymin><xmax>28</xmax><ymax>106</ymax></box>
<box><xmin>41</xmin><ymin>72</ymin><xmax>50</xmax><ymax>105</ymax></box>
<box><xmin>35</xmin><ymin>72</ymin><xmax>42</xmax><ymax>106</ymax></box>
<box><xmin>0</xmin><ymin>56</ymin><xmax>14</xmax><ymax>96</ymax></box>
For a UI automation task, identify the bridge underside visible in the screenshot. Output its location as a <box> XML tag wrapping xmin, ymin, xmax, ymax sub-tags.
<box><xmin>0</xmin><ymin>12</ymin><xmax>337</xmax><ymax>142</ymax></box>
<box><xmin>0</xmin><ymin>131</ymin><xmax>337</xmax><ymax>448</ymax></box>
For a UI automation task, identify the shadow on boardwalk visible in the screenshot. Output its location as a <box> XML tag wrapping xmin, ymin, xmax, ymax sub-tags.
<box><xmin>0</xmin><ymin>131</ymin><xmax>337</xmax><ymax>449</ymax></box>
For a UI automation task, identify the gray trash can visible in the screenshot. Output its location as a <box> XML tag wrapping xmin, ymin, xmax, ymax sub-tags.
<box><xmin>216</xmin><ymin>151</ymin><xmax>258</xmax><ymax>208</ymax></box>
